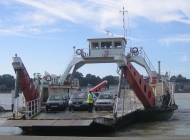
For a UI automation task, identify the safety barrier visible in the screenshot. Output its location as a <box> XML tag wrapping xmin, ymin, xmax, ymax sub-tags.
<box><xmin>125</xmin><ymin>47</ymin><xmax>156</xmax><ymax>73</ymax></box>
<box><xmin>25</xmin><ymin>98</ymin><xmax>41</xmax><ymax>119</ymax></box>
<box><xmin>162</xmin><ymin>79</ymin><xmax>174</xmax><ymax>105</ymax></box>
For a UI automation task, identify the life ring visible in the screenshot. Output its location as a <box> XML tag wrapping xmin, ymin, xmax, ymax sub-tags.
<box><xmin>132</xmin><ymin>47</ymin><xmax>139</xmax><ymax>56</ymax></box>
<box><xmin>81</xmin><ymin>52</ymin><xmax>86</xmax><ymax>57</ymax></box>
<box><xmin>45</xmin><ymin>75</ymin><xmax>51</xmax><ymax>81</ymax></box>
<box><xmin>76</xmin><ymin>49</ymin><xmax>81</xmax><ymax>55</ymax></box>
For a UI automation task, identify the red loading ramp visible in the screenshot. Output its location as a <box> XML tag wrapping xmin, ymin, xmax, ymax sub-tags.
<box><xmin>89</xmin><ymin>80</ymin><xmax>107</xmax><ymax>92</ymax></box>
<box><xmin>123</xmin><ymin>60</ymin><xmax>155</xmax><ymax>109</ymax></box>
<box><xmin>18</xmin><ymin>63</ymin><xmax>38</xmax><ymax>102</ymax></box>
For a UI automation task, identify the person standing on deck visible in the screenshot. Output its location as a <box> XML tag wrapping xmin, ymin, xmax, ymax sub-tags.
<box><xmin>87</xmin><ymin>91</ymin><xmax>93</xmax><ymax>112</ymax></box>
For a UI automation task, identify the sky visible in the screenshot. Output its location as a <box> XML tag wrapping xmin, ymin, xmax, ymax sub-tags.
<box><xmin>0</xmin><ymin>0</ymin><xmax>190</xmax><ymax>80</ymax></box>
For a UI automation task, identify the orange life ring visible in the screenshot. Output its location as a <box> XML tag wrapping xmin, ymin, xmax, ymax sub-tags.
<box><xmin>45</xmin><ymin>75</ymin><xmax>51</xmax><ymax>81</ymax></box>
<box><xmin>76</xmin><ymin>49</ymin><xmax>81</xmax><ymax>55</ymax></box>
<box><xmin>132</xmin><ymin>47</ymin><xmax>139</xmax><ymax>56</ymax></box>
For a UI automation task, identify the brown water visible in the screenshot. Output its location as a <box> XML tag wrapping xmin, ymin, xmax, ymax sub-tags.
<box><xmin>0</xmin><ymin>93</ymin><xmax>189</xmax><ymax>136</ymax></box>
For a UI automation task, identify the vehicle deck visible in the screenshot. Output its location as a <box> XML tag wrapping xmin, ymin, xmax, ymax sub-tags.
<box><xmin>0</xmin><ymin>90</ymin><xmax>144</xmax><ymax>130</ymax></box>
<box><xmin>35</xmin><ymin>109</ymin><xmax>114</xmax><ymax>120</ymax></box>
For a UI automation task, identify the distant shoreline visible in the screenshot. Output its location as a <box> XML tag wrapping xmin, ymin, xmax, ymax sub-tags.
<box><xmin>0</xmin><ymin>92</ymin><xmax>22</xmax><ymax>94</ymax></box>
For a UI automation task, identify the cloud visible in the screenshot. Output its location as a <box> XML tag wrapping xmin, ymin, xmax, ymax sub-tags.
<box><xmin>180</xmin><ymin>55</ymin><xmax>188</xmax><ymax>62</ymax></box>
<box><xmin>15</xmin><ymin>0</ymin><xmax>123</xmax><ymax>31</ymax></box>
<box><xmin>14</xmin><ymin>0</ymin><xmax>190</xmax><ymax>31</ymax></box>
<box><xmin>159</xmin><ymin>34</ymin><xmax>190</xmax><ymax>45</ymax></box>
<box><xmin>16</xmin><ymin>0</ymin><xmax>94</xmax><ymax>23</ymax></box>
<box><xmin>0</xmin><ymin>29</ymin><xmax>24</xmax><ymax>36</ymax></box>
<box><xmin>19</xmin><ymin>12</ymin><xmax>56</xmax><ymax>26</ymax></box>
<box><xmin>172</xmin><ymin>52</ymin><xmax>189</xmax><ymax>62</ymax></box>
<box><xmin>127</xmin><ymin>0</ymin><xmax>190</xmax><ymax>24</ymax></box>
<box><xmin>1</xmin><ymin>0</ymin><xmax>190</xmax><ymax>36</ymax></box>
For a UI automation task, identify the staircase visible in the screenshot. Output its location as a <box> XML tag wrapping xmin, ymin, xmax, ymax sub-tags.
<box><xmin>128</xmin><ymin>47</ymin><xmax>157</xmax><ymax>77</ymax></box>
<box><xmin>123</xmin><ymin>59</ymin><xmax>155</xmax><ymax>109</ymax></box>
<box><xmin>60</xmin><ymin>55</ymin><xmax>83</xmax><ymax>84</ymax></box>
<box><xmin>162</xmin><ymin>81</ymin><xmax>170</xmax><ymax>94</ymax></box>
<box><xmin>19</xmin><ymin>63</ymin><xmax>38</xmax><ymax>102</ymax></box>
<box><xmin>60</xmin><ymin>65</ymin><xmax>73</xmax><ymax>84</ymax></box>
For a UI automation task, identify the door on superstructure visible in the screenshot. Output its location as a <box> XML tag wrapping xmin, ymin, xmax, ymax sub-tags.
<box><xmin>43</xmin><ymin>88</ymin><xmax>49</xmax><ymax>102</ymax></box>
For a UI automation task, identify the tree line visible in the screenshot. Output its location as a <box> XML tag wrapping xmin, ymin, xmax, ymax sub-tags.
<box><xmin>171</xmin><ymin>74</ymin><xmax>190</xmax><ymax>92</ymax></box>
<box><xmin>0</xmin><ymin>72</ymin><xmax>118</xmax><ymax>92</ymax></box>
<box><xmin>0</xmin><ymin>74</ymin><xmax>15</xmax><ymax>92</ymax></box>
<box><xmin>67</xmin><ymin>71</ymin><xmax>118</xmax><ymax>87</ymax></box>
<box><xmin>1</xmin><ymin>73</ymin><xmax>189</xmax><ymax>92</ymax></box>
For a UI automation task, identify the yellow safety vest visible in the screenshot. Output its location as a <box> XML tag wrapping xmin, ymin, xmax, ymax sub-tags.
<box><xmin>87</xmin><ymin>93</ymin><xmax>93</xmax><ymax>103</ymax></box>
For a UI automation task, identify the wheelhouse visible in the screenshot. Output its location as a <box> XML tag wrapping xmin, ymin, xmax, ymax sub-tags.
<box><xmin>87</xmin><ymin>37</ymin><xmax>126</xmax><ymax>57</ymax></box>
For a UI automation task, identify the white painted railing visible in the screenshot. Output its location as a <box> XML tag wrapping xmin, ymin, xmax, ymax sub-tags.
<box><xmin>60</xmin><ymin>55</ymin><xmax>75</xmax><ymax>84</ymax></box>
<box><xmin>25</xmin><ymin>98</ymin><xmax>41</xmax><ymax>119</ymax></box>
<box><xmin>162</xmin><ymin>79</ymin><xmax>175</xmax><ymax>106</ymax></box>
<box><xmin>125</xmin><ymin>47</ymin><xmax>156</xmax><ymax>73</ymax></box>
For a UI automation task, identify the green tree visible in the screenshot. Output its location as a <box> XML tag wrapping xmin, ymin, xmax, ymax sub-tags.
<box><xmin>85</xmin><ymin>74</ymin><xmax>102</xmax><ymax>86</ymax></box>
<box><xmin>0</xmin><ymin>74</ymin><xmax>15</xmax><ymax>91</ymax></box>
<box><xmin>102</xmin><ymin>75</ymin><xmax>118</xmax><ymax>85</ymax></box>
<box><xmin>177</xmin><ymin>74</ymin><xmax>182</xmax><ymax>78</ymax></box>
<box><xmin>66</xmin><ymin>71</ymin><xmax>84</xmax><ymax>80</ymax></box>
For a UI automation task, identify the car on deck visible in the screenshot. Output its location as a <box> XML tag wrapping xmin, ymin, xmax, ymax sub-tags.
<box><xmin>62</xmin><ymin>93</ymin><xmax>72</xmax><ymax>107</ymax></box>
<box><xmin>45</xmin><ymin>93</ymin><xmax>67</xmax><ymax>111</ymax></box>
<box><xmin>68</xmin><ymin>91</ymin><xmax>97</xmax><ymax>111</ymax></box>
<box><xmin>94</xmin><ymin>92</ymin><xmax>116</xmax><ymax>111</ymax></box>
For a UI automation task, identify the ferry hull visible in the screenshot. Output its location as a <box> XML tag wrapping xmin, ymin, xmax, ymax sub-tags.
<box><xmin>135</xmin><ymin>105</ymin><xmax>178</xmax><ymax>121</ymax></box>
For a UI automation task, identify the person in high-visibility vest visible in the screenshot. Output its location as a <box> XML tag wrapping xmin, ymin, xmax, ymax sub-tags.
<box><xmin>87</xmin><ymin>91</ymin><xmax>93</xmax><ymax>112</ymax></box>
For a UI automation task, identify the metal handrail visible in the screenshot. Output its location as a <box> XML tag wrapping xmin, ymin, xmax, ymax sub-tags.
<box><xmin>162</xmin><ymin>79</ymin><xmax>175</xmax><ymax>106</ymax></box>
<box><xmin>60</xmin><ymin>55</ymin><xmax>75</xmax><ymax>84</ymax></box>
<box><xmin>125</xmin><ymin>47</ymin><xmax>156</xmax><ymax>72</ymax></box>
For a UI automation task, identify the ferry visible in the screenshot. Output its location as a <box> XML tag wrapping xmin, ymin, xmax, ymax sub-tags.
<box><xmin>0</xmin><ymin>35</ymin><xmax>178</xmax><ymax>131</ymax></box>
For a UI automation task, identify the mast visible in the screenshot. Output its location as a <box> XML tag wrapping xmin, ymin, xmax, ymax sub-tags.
<box><xmin>120</xmin><ymin>7</ymin><xmax>127</xmax><ymax>38</ymax></box>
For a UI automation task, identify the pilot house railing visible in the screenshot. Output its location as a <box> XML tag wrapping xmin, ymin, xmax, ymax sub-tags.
<box><xmin>125</xmin><ymin>47</ymin><xmax>156</xmax><ymax>73</ymax></box>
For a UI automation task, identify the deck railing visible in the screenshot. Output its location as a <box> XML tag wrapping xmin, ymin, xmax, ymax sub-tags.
<box><xmin>162</xmin><ymin>79</ymin><xmax>175</xmax><ymax>106</ymax></box>
<box><xmin>72</xmin><ymin>47</ymin><xmax>156</xmax><ymax>73</ymax></box>
<box><xmin>125</xmin><ymin>47</ymin><xmax>156</xmax><ymax>73</ymax></box>
<box><xmin>25</xmin><ymin>98</ymin><xmax>41</xmax><ymax>119</ymax></box>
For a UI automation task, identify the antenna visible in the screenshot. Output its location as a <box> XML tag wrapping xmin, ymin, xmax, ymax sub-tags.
<box><xmin>105</xmin><ymin>29</ymin><xmax>112</xmax><ymax>37</ymax></box>
<box><xmin>119</xmin><ymin>7</ymin><xmax>127</xmax><ymax>38</ymax></box>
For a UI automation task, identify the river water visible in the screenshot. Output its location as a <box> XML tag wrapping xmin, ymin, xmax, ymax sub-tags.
<box><xmin>0</xmin><ymin>93</ymin><xmax>189</xmax><ymax>137</ymax></box>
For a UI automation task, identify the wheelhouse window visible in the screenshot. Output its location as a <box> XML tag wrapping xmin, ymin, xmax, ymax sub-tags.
<box><xmin>101</xmin><ymin>42</ymin><xmax>112</xmax><ymax>49</ymax></box>
<box><xmin>92</xmin><ymin>42</ymin><xmax>99</xmax><ymax>49</ymax></box>
<box><xmin>114</xmin><ymin>42</ymin><xmax>122</xmax><ymax>49</ymax></box>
